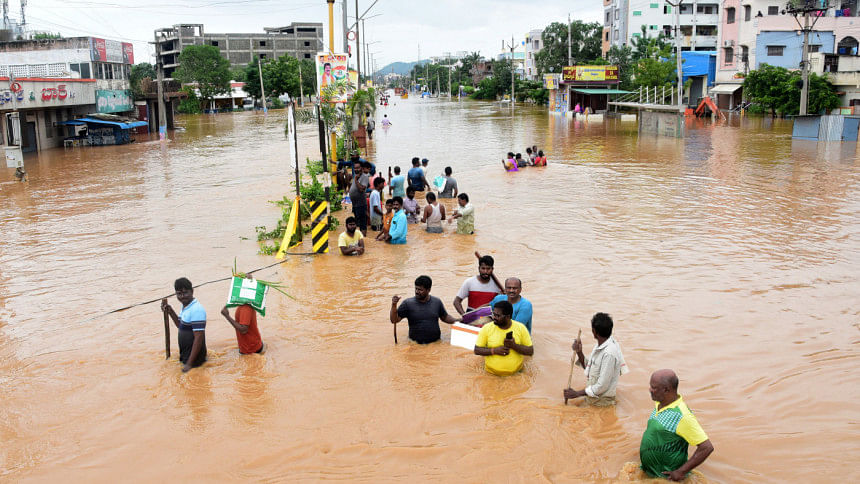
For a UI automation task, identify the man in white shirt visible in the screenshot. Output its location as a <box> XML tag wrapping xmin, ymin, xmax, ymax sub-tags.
<box><xmin>563</xmin><ymin>312</ymin><xmax>628</xmax><ymax>406</ymax></box>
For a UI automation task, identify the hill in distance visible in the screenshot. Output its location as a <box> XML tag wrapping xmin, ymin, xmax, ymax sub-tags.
<box><xmin>374</xmin><ymin>59</ymin><xmax>431</xmax><ymax>76</ymax></box>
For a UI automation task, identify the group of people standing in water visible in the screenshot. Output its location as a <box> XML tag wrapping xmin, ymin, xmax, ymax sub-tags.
<box><xmin>502</xmin><ymin>145</ymin><xmax>547</xmax><ymax>172</ymax></box>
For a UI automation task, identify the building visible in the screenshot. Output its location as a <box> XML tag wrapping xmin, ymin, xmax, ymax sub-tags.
<box><xmin>714</xmin><ymin>4</ymin><xmax>860</xmax><ymax>109</ymax></box>
<box><xmin>470</xmin><ymin>61</ymin><xmax>494</xmax><ymax>86</ymax></box>
<box><xmin>603</xmin><ymin>0</ymin><xmax>630</xmax><ymax>56</ymax></box>
<box><xmin>497</xmin><ymin>49</ymin><xmax>526</xmax><ymax>79</ymax></box>
<box><xmin>810</xmin><ymin>52</ymin><xmax>860</xmax><ymax>108</ymax></box>
<box><xmin>0</xmin><ymin>36</ymin><xmax>135</xmax><ymax>152</ymax></box>
<box><xmin>524</xmin><ymin>29</ymin><xmax>544</xmax><ymax>81</ymax></box>
<box><xmin>603</xmin><ymin>1</ymin><xmax>720</xmax><ymax>54</ymax></box>
<box><xmin>154</xmin><ymin>23</ymin><xmax>323</xmax><ymax>80</ymax></box>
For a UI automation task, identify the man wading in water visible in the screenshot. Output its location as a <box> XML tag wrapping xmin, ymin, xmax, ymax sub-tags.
<box><xmin>162</xmin><ymin>278</ymin><xmax>207</xmax><ymax>372</ymax></box>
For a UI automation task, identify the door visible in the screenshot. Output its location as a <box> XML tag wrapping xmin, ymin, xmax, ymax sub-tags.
<box><xmin>21</xmin><ymin>121</ymin><xmax>37</xmax><ymax>153</ymax></box>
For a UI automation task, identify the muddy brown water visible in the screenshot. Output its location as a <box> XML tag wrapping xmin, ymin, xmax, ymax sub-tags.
<box><xmin>1</xmin><ymin>100</ymin><xmax>858</xmax><ymax>482</ymax></box>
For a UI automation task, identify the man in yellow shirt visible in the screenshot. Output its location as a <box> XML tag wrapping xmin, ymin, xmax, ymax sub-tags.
<box><xmin>338</xmin><ymin>217</ymin><xmax>365</xmax><ymax>255</ymax></box>
<box><xmin>473</xmin><ymin>300</ymin><xmax>533</xmax><ymax>375</ymax></box>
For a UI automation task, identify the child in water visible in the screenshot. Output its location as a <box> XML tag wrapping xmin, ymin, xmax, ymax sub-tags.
<box><xmin>403</xmin><ymin>186</ymin><xmax>420</xmax><ymax>223</ymax></box>
<box><xmin>376</xmin><ymin>199</ymin><xmax>394</xmax><ymax>241</ymax></box>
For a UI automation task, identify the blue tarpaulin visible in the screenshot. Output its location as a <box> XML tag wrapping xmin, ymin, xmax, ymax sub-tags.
<box><xmin>59</xmin><ymin>118</ymin><xmax>147</xmax><ymax>129</ymax></box>
<box><xmin>681</xmin><ymin>51</ymin><xmax>717</xmax><ymax>87</ymax></box>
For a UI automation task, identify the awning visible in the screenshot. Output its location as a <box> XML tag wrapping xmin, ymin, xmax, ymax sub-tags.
<box><xmin>59</xmin><ymin>118</ymin><xmax>147</xmax><ymax>129</ymax></box>
<box><xmin>570</xmin><ymin>88</ymin><xmax>631</xmax><ymax>95</ymax></box>
<box><xmin>710</xmin><ymin>84</ymin><xmax>742</xmax><ymax>94</ymax></box>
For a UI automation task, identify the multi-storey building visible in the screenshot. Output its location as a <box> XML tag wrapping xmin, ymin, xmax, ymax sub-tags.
<box><xmin>603</xmin><ymin>0</ymin><xmax>630</xmax><ymax>55</ymax></box>
<box><xmin>0</xmin><ymin>37</ymin><xmax>135</xmax><ymax>152</ymax></box>
<box><xmin>524</xmin><ymin>29</ymin><xmax>544</xmax><ymax>80</ymax></box>
<box><xmin>714</xmin><ymin>3</ymin><xmax>860</xmax><ymax>109</ymax></box>
<box><xmin>155</xmin><ymin>23</ymin><xmax>324</xmax><ymax>80</ymax></box>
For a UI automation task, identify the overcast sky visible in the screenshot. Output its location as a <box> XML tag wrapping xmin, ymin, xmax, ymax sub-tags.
<box><xmin>24</xmin><ymin>0</ymin><xmax>601</xmax><ymax>69</ymax></box>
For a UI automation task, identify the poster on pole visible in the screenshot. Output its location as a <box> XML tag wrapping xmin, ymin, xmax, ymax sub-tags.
<box><xmin>315</xmin><ymin>53</ymin><xmax>348</xmax><ymax>103</ymax></box>
<box><xmin>287</xmin><ymin>104</ymin><xmax>297</xmax><ymax>169</ymax></box>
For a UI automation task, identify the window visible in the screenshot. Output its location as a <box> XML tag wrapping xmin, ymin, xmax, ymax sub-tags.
<box><xmin>767</xmin><ymin>45</ymin><xmax>784</xmax><ymax>56</ymax></box>
<box><xmin>44</xmin><ymin>111</ymin><xmax>52</xmax><ymax>138</ymax></box>
<box><xmin>633</xmin><ymin>10</ymin><xmax>642</xmax><ymax>16</ymax></box>
<box><xmin>615</xmin><ymin>9</ymin><xmax>619</xmax><ymax>19</ymax></box>
<box><xmin>724</xmin><ymin>47</ymin><xmax>734</xmax><ymax>64</ymax></box>
<box><xmin>606</xmin><ymin>12</ymin><xmax>611</xmax><ymax>23</ymax></box>
<box><xmin>726</xmin><ymin>7</ymin><xmax>736</xmax><ymax>23</ymax></box>
<box><xmin>741</xmin><ymin>45</ymin><xmax>749</xmax><ymax>63</ymax></box>
<box><xmin>698</xmin><ymin>6</ymin><xmax>715</xmax><ymax>14</ymax></box>
<box><xmin>259</xmin><ymin>53</ymin><xmax>267</xmax><ymax>59</ymax></box>
<box><xmin>650</xmin><ymin>25</ymin><xmax>659</xmax><ymax>30</ymax></box>
<box><xmin>664</xmin><ymin>5</ymin><xmax>671</xmax><ymax>14</ymax></box>
<box><xmin>304</xmin><ymin>53</ymin><xmax>311</xmax><ymax>59</ymax></box>
<box><xmin>768</xmin><ymin>6</ymin><xmax>779</xmax><ymax>15</ymax></box>
<box><xmin>650</xmin><ymin>2</ymin><xmax>659</xmax><ymax>7</ymax></box>
<box><xmin>809</xmin><ymin>44</ymin><xmax>821</xmax><ymax>53</ymax></box>
<box><xmin>744</xmin><ymin>5</ymin><xmax>751</xmax><ymax>21</ymax></box>
<box><xmin>210</xmin><ymin>40</ymin><xmax>219</xmax><ymax>47</ymax></box>
<box><xmin>304</xmin><ymin>41</ymin><xmax>310</xmax><ymax>47</ymax></box>
<box><xmin>605</xmin><ymin>31</ymin><xmax>610</xmax><ymax>40</ymax></box>
<box><xmin>259</xmin><ymin>40</ymin><xmax>267</xmax><ymax>47</ymax></box>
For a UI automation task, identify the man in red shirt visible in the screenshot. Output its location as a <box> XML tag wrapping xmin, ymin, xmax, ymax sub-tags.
<box><xmin>220</xmin><ymin>304</ymin><xmax>264</xmax><ymax>354</ymax></box>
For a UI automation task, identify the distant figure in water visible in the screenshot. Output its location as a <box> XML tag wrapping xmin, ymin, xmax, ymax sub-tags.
<box><xmin>533</xmin><ymin>150</ymin><xmax>547</xmax><ymax>166</ymax></box>
<box><xmin>639</xmin><ymin>369</ymin><xmax>714</xmax><ymax>481</ymax></box>
<box><xmin>421</xmin><ymin>191</ymin><xmax>445</xmax><ymax>233</ymax></box>
<box><xmin>14</xmin><ymin>166</ymin><xmax>27</xmax><ymax>182</ymax></box>
<box><xmin>515</xmin><ymin>153</ymin><xmax>527</xmax><ymax>168</ymax></box>
<box><xmin>381</xmin><ymin>114</ymin><xmax>392</xmax><ymax>127</ymax></box>
<box><xmin>502</xmin><ymin>152</ymin><xmax>518</xmax><ymax>172</ymax></box>
<box><xmin>161</xmin><ymin>277</ymin><xmax>207</xmax><ymax>372</ymax></box>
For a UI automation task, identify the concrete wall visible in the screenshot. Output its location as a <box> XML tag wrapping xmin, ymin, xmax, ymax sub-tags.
<box><xmin>756</xmin><ymin>30</ymin><xmax>835</xmax><ymax>69</ymax></box>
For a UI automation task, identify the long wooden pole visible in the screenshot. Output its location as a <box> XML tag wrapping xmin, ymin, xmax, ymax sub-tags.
<box><xmin>163</xmin><ymin>307</ymin><xmax>170</xmax><ymax>359</ymax></box>
<box><xmin>564</xmin><ymin>328</ymin><xmax>581</xmax><ymax>404</ymax></box>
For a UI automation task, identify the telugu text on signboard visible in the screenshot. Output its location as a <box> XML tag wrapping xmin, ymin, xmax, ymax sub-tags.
<box><xmin>543</xmin><ymin>74</ymin><xmax>560</xmax><ymax>90</ymax></box>
<box><xmin>561</xmin><ymin>65</ymin><xmax>619</xmax><ymax>82</ymax></box>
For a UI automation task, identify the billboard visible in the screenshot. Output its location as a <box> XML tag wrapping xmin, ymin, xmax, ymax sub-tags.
<box><xmin>96</xmin><ymin>89</ymin><xmax>133</xmax><ymax>113</ymax></box>
<box><xmin>90</xmin><ymin>38</ymin><xmax>134</xmax><ymax>64</ymax></box>
<box><xmin>315</xmin><ymin>53</ymin><xmax>348</xmax><ymax>103</ymax></box>
<box><xmin>562</xmin><ymin>65</ymin><xmax>619</xmax><ymax>83</ymax></box>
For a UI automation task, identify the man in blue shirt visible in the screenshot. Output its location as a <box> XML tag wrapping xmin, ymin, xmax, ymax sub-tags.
<box><xmin>407</xmin><ymin>157</ymin><xmax>429</xmax><ymax>192</ymax></box>
<box><xmin>488</xmin><ymin>277</ymin><xmax>533</xmax><ymax>333</ymax></box>
<box><xmin>388</xmin><ymin>166</ymin><xmax>406</xmax><ymax>198</ymax></box>
<box><xmin>161</xmin><ymin>277</ymin><xmax>207</xmax><ymax>372</ymax></box>
<box><xmin>387</xmin><ymin>196</ymin><xmax>407</xmax><ymax>244</ymax></box>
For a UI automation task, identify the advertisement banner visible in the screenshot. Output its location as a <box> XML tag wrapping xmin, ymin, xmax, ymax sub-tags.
<box><xmin>561</xmin><ymin>65</ymin><xmax>619</xmax><ymax>83</ymax></box>
<box><xmin>90</xmin><ymin>38</ymin><xmax>134</xmax><ymax>64</ymax></box>
<box><xmin>315</xmin><ymin>53</ymin><xmax>348</xmax><ymax>103</ymax></box>
<box><xmin>543</xmin><ymin>74</ymin><xmax>560</xmax><ymax>89</ymax></box>
<box><xmin>96</xmin><ymin>89</ymin><xmax>133</xmax><ymax>113</ymax></box>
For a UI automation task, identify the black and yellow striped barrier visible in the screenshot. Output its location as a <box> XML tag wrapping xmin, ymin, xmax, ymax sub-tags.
<box><xmin>308</xmin><ymin>200</ymin><xmax>329</xmax><ymax>253</ymax></box>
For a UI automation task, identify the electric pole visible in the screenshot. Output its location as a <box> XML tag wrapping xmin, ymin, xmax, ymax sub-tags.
<box><xmin>355</xmin><ymin>0</ymin><xmax>360</xmax><ymax>88</ymax></box>
<box><xmin>567</xmin><ymin>13</ymin><xmax>572</xmax><ymax>66</ymax></box>
<box><xmin>664</xmin><ymin>0</ymin><xmax>684</xmax><ymax>114</ymax></box>
<box><xmin>154</xmin><ymin>32</ymin><xmax>167</xmax><ymax>141</ymax></box>
<box><xmin>258</xmin><ymin>57</ymin><xmax>267</xmax><ymax>113</ymax></box>
<box><xmin>505</xmin><ymin>36</ymin><xmax>515</xmax><ymax>108</ymax></box>
<box><xmin>786</xmin><ymin>2</ymin><xmax>826</xmax><ymax>115</ymax></box>
<box><xmin>342</xmin><ymin>0</ymin><xmax>349</xmax><ymax>54</ymax></box>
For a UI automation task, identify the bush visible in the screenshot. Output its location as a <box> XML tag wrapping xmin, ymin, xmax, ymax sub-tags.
<box><xmin>270</xmin><ymin>97</ymin><xmax>285</xmax><ymax>109</ymax></box>
<box><xmin>177</xmin><ymin>87</ymin><xmax>202</xmax><ymax>114</ymax></box>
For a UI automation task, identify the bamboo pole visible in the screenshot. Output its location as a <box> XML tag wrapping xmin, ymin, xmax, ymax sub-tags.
<box><xmin>163</xmin><ymin>307</ymin><xmax>171</xmax><ymax>359</ymax></box>
<box><xmin>564</xmin><ymin>328</ymin><xmax>581</xmax><ymax>404</ymax></box>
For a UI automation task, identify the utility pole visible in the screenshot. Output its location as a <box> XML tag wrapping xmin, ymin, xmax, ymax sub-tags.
<box><xmin>786</xmin><ymin>3</ymin><xmax>826</xmax><ymax>116</ymax></box>
<box><xmin>567</xmin><ymin>13</ymin><xmax>572</xmax><ymax>66</ymax></box>
<box><xmin>505</xmin><ymin>36</ymin><xmax>515</xmax><ymax>108</ymax></box>
<box><xmin>362</xmin><ymin>18</ymin><xmax>368</xmax><ymax>85</ymax></box>
<box><xmin>258</xmin><ymin>57</ymin><xmax>267</xmax><ymax>113</ymax></box>
<box><xmin>298</xmin><ymin>60</ymin><xmax>304</xmax><ymax>107</ymax></box>
<box><xmin>154</xmin><ymin>32</ymin><xmax>167</xmax><ymax>141</ymax></box>
<box><xmin>665</xmin><ymin>0</ymin><xmax>684</xmax><ymax>114</ymax></box>
<box><xmin>355</xmin><ymin>0</ymin><xmax>361</xmax><ymax>88</ymax></box>
<box><xmin>342</xmin><ymin>0</ymin><xmax>349</xmax><ymax>55</ymax></box>
<box><xmin>327</xmin><ymin>0</ymin><xmax>337</xmax><ymax>165</ymax></box>
<box><xmin>448</xmin><ymin>66</ymin><xmax>451</xmax><ymax>99</ymax></box>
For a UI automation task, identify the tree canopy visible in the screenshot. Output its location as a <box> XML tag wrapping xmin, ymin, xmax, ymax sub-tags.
<box><xmin>744</xmin><ymin>64</ymin><xmax>840</xmax><ymax>116</ymax></box>
<box><xmin>129</xmin><ymin>63</ymin><xmax>156</xmax><ymax>100</ymax></box>
<box><xmin>535</xmin><ymin>20</ymin><xmax>602</xmax><ymax>75</ymax></box>
<box><xmin>244</xmin><ymin>55</ymin><xmax>316</xmax><ymax>101</ymax></box>
<box><xmin>174</xmin><ymin>45</ymin><xmax>231</xmax><ymax>101</ymax></box>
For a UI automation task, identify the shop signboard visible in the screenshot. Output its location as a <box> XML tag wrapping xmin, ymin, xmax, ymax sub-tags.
<box><xmin>315</xmin><ymin>53</ymin><xmax>348</xmax><ymax>103</ymax></box>
<box><xmin>561</xmin><ymin>65</ymin><xmax>619</xmax><ymax>83</ymax></box>
<box><xmin>96</xmin><ymin>89</ymin><xmax>133</xmax><ymax>113</ymax></box>
<box><xmin>0</xmin><ymin>79</ymin><xmax>95</xmax><ymax>108</ymax></box>
<box><xmin>90</xmin><ymin>37</ymin><xmax>134</xmax><ymax>64</ymax></box>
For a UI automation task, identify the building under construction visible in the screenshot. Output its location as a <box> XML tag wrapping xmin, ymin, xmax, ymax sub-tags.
<box><xmin>154</xmin><ymin>23</ymin><xmax>324</xmax><ymax>80</ymax></box>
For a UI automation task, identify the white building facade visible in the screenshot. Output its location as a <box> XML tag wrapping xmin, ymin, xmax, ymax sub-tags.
<box><xmin>524</xmin><ymin>29</ymin><xmax>544</xmax><ymax>81</ymax></box>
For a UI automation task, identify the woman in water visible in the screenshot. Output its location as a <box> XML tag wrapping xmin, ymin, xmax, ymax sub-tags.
<box><xmin>534</xmin><ymin>150</ymin><xmax>547</xmax><ymax>166</ymax></box>
<box><xmin>502</xmin><ymin>152</ymin><xmax>518</xmax><ymax>172</ymax></box>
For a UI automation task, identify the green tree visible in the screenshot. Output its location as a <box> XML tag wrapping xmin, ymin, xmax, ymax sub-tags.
<box><xmin>129</xmin><ymin>62</ymin><xmax>156</xmax><ymax>100</ymax></box>
<box><xmin>535</xmin><ymin>20</ymin><xmax>602</xmax><ymax>75</ymax></box>
<box><xmin>229</xmin><ymin>66</ymin><xmax>246</xmax><ymax>83</ymax></box>
<box><xmin>630</xmin><ymin>26</ymin><xmax>670</xmax><ymax>62</ymax></box>
<box><xmin>744</xmin><ymin>64</ymin><xmax>840</xmax><ymax>116</ymax></box>
<box><xmin>174</xmin><ymin>45</ymin><xmax>231</xmax><ymax>102</ymax></box>
<box><xmin>606</xmin><ymin>45</ymin><xmax>634</xmax><ymax>90</ymax></box>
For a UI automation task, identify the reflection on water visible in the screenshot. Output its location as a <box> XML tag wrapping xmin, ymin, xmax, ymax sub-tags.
<box><xmin>0</xmin><ymin>102</ymin><xmax>858</xmax><ymax>482</ymax></box>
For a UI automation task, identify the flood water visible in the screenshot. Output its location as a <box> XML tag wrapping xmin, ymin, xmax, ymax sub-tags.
<box><xmin>1</xmin><ymin>99</ymin><xmax>858</xmax><ymax>482</ymax></box>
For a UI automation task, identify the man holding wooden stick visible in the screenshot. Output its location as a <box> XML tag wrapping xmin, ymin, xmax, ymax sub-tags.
<box><xmin>161</xmin><ymin>277</ymin><xmax>207</xmax><ymax>373</ymax></box>
<box><xmin>563</xmin><ymin>313</ymin><xmax>627</xmax><ymax>406</ymax></box>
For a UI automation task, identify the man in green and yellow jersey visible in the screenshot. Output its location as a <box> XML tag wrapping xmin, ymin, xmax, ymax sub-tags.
<box><xmin>639</xmin><ymin>369</ymin><xmax>715</xmax><ymax>481</ymax></box>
